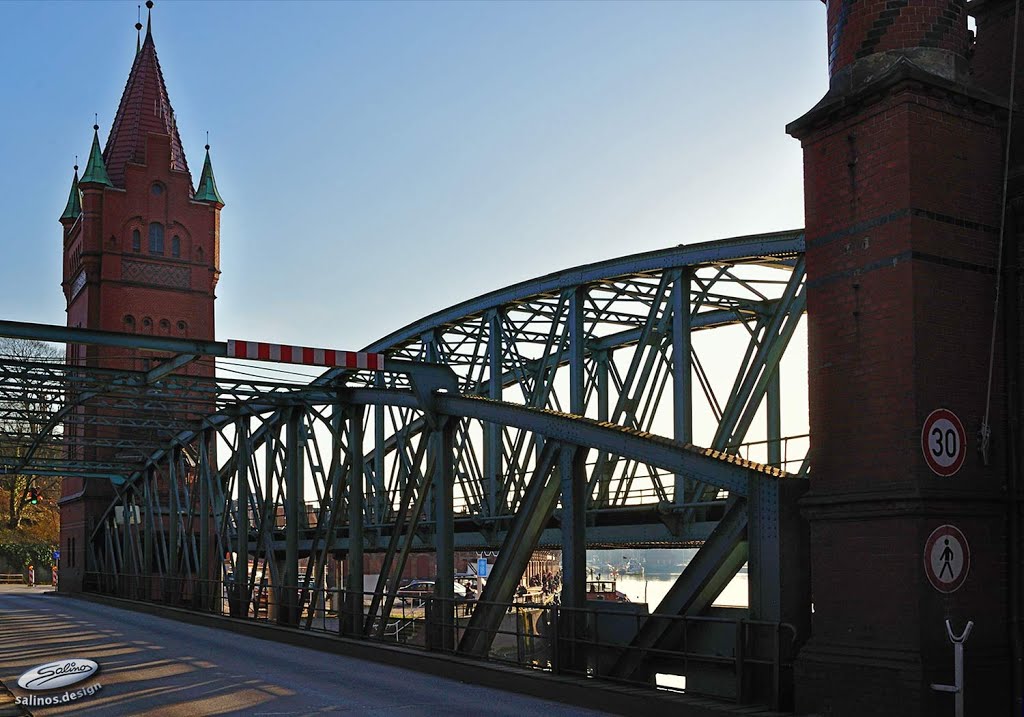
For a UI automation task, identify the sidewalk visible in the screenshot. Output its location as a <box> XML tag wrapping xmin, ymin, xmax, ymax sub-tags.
<box><xmin>0</xmin><ymin>588</ymin><xmax>42</xmax><ymax>716</ymax></box>
<box><xmin>0</xmin><ymin>678</ymin><xmax>30</xmax><ymax>717</ymax></box>
<box><xmin>0</xmin><ymin>584</ymin><xmax>51</xmax><ymax>593</ymax></box>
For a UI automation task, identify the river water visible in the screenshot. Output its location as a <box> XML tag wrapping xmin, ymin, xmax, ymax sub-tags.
<box><xmin>612</xmin><ymin>570</ymin><xmax>748</xmax><ymax>608</ymax></box>
<box><xmin>587</xmin><ymin>548</ymin><xmax>748</xmax><ymax>609</ymax></box>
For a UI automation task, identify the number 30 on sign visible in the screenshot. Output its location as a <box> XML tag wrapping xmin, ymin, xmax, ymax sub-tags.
<box><xmin>921</xmin><ymin>408</ymin><xmax>966</xmax><ymax>477</ymax></box>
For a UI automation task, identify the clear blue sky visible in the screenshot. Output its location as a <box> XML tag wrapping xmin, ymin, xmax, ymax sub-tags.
<box><xmin>0</xmin><ymin>0</ymin><xmax>827</xmax><ymax>351</ymax></box>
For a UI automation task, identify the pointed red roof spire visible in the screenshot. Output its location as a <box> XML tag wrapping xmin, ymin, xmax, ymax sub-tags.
<box><xmin>102</xmin><ymin>2</ymin><xmax>190</xmax><ymax>189</ymax></box>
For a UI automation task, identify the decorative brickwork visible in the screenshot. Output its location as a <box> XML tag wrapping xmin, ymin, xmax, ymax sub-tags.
<box><xmin>827</xmin><ymin>0</ymin><xmax>968</xmax><ymax>76</ymax></box>
<box><xmin>122</xmin><ymin>259</ymin><xmax>190</xmax><ymax>290</ymax></box>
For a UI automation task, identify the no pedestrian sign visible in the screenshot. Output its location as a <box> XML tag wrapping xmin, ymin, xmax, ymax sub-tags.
<box><xmin>921</xmin><ymin>408</ymin><xmax>966</xmax><ymax>477</ymax></box>
<box><xmin>924</xmin><ymin>524</ymin><xmax>970</xmax><ymax>594</ymax></box>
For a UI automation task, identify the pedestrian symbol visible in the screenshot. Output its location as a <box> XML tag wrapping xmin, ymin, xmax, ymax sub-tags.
<box><xmin>924</xmin><ymin>524</ymin><xmax>970</xmax><ymax>594</ymax></box>
<box><xmin>938</xmin><ymin>539</ymin><xmax>955</xmax><ymax>579</ymax></box>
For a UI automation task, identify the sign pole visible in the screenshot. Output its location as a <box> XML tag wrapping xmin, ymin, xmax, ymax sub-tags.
<box><xmin>931</xmin><ymin>619</ymin><xmax>973</xmax><ymax>717</ymax></box>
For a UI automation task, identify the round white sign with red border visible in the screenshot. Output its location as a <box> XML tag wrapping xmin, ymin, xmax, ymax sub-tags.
<box><xmin>923</xmin><ymin>524</ymin><xmax>970</xmax><ymax>594</ymax></box>
<box><xmin>921</xmin><ymin>409</ymin><xmax>967</xmax><ymax>477</ymax></box>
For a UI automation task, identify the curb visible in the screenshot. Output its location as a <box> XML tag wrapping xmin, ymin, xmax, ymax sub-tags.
<box><xmin>57</xmin><ymin>591</ymin><xmax>793</xmax><ymax>717</ymax></box>
<box><xmin>0</xmin><ymin>679</ymin><xmax>31</xmax><ymax>717</ymax></box>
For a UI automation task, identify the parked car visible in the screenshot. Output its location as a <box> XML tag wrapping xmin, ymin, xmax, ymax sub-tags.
<box><xmin>396</xmin><ymin>580</ymin><xmax>469</xmax><ymax>604</ymax></box>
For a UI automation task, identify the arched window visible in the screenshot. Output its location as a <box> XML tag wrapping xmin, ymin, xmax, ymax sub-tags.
<box><xmin>171</xmin><ymin>235</ymin><xmax>180</xmax><ymax>258</ymax></box>
<box><xmin>159</xmin><ymin>319</ymin><xmax>170</xmax><ymax>334</ymax></box>
<box><xmin>123</xmin><ymin>315</ymin><xmax>136</xmax><ymax>332</ymax></box>
<box><xmin>132</xmin><ymin>229</ymin><xmax>141</xmax><ymax>253</ymax></box>
<box><xmin>148</xmin><ymin>222</ymin><xmax>164</xmax><ymax>254</ymax></box>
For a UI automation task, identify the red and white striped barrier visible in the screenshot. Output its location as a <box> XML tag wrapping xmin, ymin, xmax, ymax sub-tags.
<box><xmin>226</xmin><ymin>339</ymin><xmax>385</xmax><ymax>370</ymax></box>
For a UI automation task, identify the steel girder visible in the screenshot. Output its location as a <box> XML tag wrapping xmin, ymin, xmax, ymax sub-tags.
<box><xmin>84</xmin><ymin>384</ymin><xmax>797</xmax><ymax>603</ymax></box>
<box><xmin>2</xmin><ymin>231</ymin><xmax>807</xmax><ymax>503</ymax></box>
<box><xmin>316</xmin><ymin>231</ymin><xmax>808</xmax><ymax>533</ymax></box>
<box><xmin>1</xmin><ymin>231</ymin><xmax>810</xmax><ymax>694</ymax></box>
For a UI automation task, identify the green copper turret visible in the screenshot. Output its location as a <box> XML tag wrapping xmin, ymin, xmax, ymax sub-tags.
<box><xmin>193</xmin><ymin>145</ymin><xmax>224</xmax><ymax>205</ymax></box>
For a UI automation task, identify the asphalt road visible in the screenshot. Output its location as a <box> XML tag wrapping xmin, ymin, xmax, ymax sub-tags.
<box><xmin>0</xmin><ymin>588</ymin><xmax>611</xmax><ymax>716</ymax></box>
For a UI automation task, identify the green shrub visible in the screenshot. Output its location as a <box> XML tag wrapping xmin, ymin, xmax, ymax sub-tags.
<box><xmin>0</xmin><ymin>539</ymin><xmax>54</xmax><ymax>573</ymax></box>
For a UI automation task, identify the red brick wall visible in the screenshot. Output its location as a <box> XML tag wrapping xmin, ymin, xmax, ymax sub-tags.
<box><xmin>970</xmin><ymin>0</ymin><xmax>1024</xmax><ymax>100</ymax></box>
<box><xmin>59</xmin><ymin>130</ymin><xmax>220</xmax><ymax>592</ymax></box>
<box><xmin>792</xmin><ymin>8</ymin><xmax>1012</xmax><ymax>712</ymax></box>
<box><xmin>827</xmin><ymin>0</ymin><xmax>969</xmax><ymax>76</ymax></box>
<box><xmin>803</xmin><ymin>91</ymin><xmax>1005</xmax><ymax>494</ymax></box>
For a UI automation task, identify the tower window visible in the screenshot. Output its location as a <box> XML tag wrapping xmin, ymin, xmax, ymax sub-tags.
<box><xmin>148</xmin><ymin>222</ymin><xmax>164</xmax><ymax>254</ymax></box>
<box><xmin>151</xmin><ymin>182</ymin><xmax>164</xmax><ymax>196</ymax></box>
<box><xmin>132</xmin><ymin>229</ymin><xmax>141</xmax><ymax>253</ymax></box>
<box><xmin>171</xmin><ymin>235</ymin><xmax>180</xmax><ymax>258</ymax></box>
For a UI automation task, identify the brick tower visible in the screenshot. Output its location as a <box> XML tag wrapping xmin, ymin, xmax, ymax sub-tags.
<box><xmin>57</xmin><ymin>8</ymin><xmax>224</xmax><ymax>592</ymax></box>
<box><xmin>788</xmin><ymin>1</ymin><xmax>1022</xmax><ymax>714</ymax></box>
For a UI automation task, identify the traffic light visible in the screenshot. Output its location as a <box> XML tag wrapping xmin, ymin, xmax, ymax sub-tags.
<box><xmin>29</xmin><ymin>489</ymin><xmax>38</xmax><ymax>505</ymax></box>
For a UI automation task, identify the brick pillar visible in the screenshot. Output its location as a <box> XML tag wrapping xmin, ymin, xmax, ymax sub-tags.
<box><xmin>787</xmin><ymin>1</ymin><xmax>1016</xmax><ymax>714</ymax></box>
<box><xmin>972</xmin><ymin>3</ymin><xmax>1024</xmax><ymax>710</ymax></box>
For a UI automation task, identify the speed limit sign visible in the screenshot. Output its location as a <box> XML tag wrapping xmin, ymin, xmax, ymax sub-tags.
<box><xmin>921</xmin><ymin>408</ymin><xmax>966</xmax><ymax>477</ymax></box>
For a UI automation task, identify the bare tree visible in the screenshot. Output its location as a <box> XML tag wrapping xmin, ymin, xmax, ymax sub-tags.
<box><xmin>0</xmin><ymin>338</ymin><xmax>63</xmax><ymax>533</ymax></box>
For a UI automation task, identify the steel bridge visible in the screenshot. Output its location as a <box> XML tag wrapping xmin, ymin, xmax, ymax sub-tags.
<box><xmin>0</xmin><ymin>229</ymin><xmax>809</xmax><ymax>710</ymax></box>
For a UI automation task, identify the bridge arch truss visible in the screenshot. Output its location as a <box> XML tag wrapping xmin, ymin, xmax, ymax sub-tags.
<box><xmin>0</xmin><ymin>229</ymin><xmax>809</xmax><ymax>705</ymax></box>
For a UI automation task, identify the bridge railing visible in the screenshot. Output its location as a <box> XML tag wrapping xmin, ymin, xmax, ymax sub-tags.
<box><xmin>420</xmin><ymin>594</ymin><xmax>797</xmax><ymax>710</ymax></box>
<box><xmin>734</xmin><ymin>433</ymin><xmax>810</xmax><ymax>475</ymax></box>
<box><xmin>82</xmin><ymin>572</ymin><xmax>796</xmax><ymax>710</ymax></box>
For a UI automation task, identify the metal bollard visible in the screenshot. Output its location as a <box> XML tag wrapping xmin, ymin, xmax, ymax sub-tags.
<box><xmin>931</xmin><ymin>619</ymin><xmax>974</xmax><ymax>717</ymax></box>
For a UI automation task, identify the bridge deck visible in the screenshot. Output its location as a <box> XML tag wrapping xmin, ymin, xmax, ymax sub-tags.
<box><xmin>0</xmin><ymin>587</ymin><xmax>802</xmax><ymax>716</ymax></box>
<box><xmin>0</xmin><ymin>589</ymin><xmax>607</xmax><ymax>716</ymax></box>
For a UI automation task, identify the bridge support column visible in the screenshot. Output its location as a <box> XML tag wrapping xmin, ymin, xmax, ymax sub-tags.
<box><xmin>559</xmin><ymin>444</ymin><xmax>589</xmax><ymax>674</ymax></box>
<box><xmin>279</xmin><ymin>409</ymin><xmax>302</xmax><ymax>626</ymax></box>
<box><xmin>428</xmin><ymin>417</ymin><xmax>456</xmax><ymax>652</ymax></box>
<box><xmin>788</xmin><ymin>3</ymin><xmax>1017</xmax><ymax>714</ymax></box>
<box><xmin>672</xmin><ymin>268</ymin><xmax>693</xmax><ymax>504</ymax></box>
<box><xmin>142</xmin><ymin>467</ymin><xmax>154</xmax><ymax>600</ymax></box>
<box><xmin>167</xmin><ymin>447</ymin><xmax>181</xmax><ymax>602</ymax></box>
<box><xmin>345</xmin><ymin>405</ymin><xmax>365</xmax><ymax>637</ymax></box>
<box><xmin>198</xmin><ymin>431</ymin><xmax>212</xmax><ymax>612</ymax></box>
<box><xmin>232</xmin><ymin>417</ymin><xmax>251</xmax><ymax>618</ymax></box>
<box><xmin>747</xmin><ymin>472</ymin><xmax>808</xmax><ymax>709</ymax></box>
<box><xmin>569</xmin><ymin>286</ymin><xmax>586</xmax><ymax>415</ymax></box>
<box><xmin>486</xmin><ymin>309</ymin><xmax>503</xmax><ymax>518</ymax></box>
<box><xmin>766</xmin><ymin>369</ymin><xmax>781</xmax><ymax>468</ymax></box>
